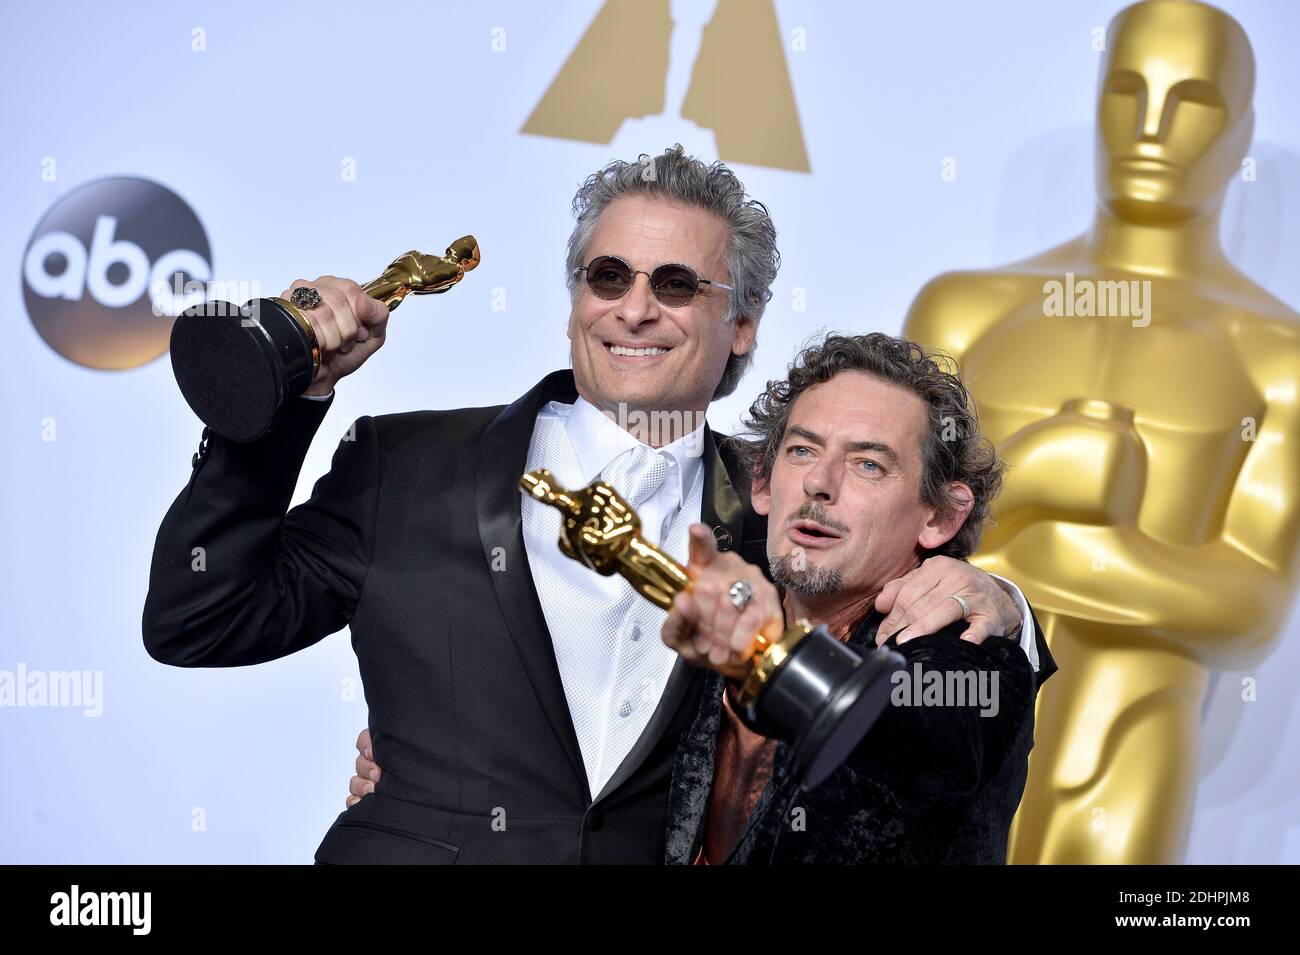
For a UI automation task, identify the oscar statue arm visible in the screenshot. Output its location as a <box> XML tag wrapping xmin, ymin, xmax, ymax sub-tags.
<box><xmin>977</xmin><ymin>334</ymin><xmax>1300</xmax><ymax>668</ymax></box>
<box><xmin>980</xmin><ymin>529</ymin><xmax>1291</xmax><ymax>667</ymax></box>
<box><xmin>141</xmin><ymin>395</ymin><xmax>378</xmax><ymax>667</ymax></box>
<box><xmin>1206</xmin><ymin>328</ymin><xmax>1300</xmax><ymax>659</ymax></box>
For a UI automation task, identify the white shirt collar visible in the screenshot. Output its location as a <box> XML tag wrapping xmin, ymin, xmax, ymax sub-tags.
<box><xmin>561</xmin><ymin>396</ymin><xmax>706</xmax><ymax>504</ymax></box>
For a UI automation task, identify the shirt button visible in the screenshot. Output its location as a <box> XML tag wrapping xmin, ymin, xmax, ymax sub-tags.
<box><xmin>618</xmin><ymin>700</ymin><xmax>633</xmax><ymax>718</ymax></box>
<box><xmin>628</xmin><ymin>625</ymin><xmax>641</xmax><ymax>642</ymax></box>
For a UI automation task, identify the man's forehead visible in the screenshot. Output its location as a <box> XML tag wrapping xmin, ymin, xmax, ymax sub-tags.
<box><xmin>787</xmin><ymin>374</ymin><xmax>927</xmax><ymax>451</ymax></box>
<box><xmin>589</xmin><ymin>197</ymin><xmax>728</xmax><ymax>263</ymax></box>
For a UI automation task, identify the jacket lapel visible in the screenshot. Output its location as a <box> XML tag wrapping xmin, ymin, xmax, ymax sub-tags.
<box><xmin>594</xmin><ymin>426</ymin><xmax>750</xmax><ymax>804</ymax></box>
<box><xmin>475</xmin><ymin>370</ymin><xmax>590</xmax><ymax>797</ymax></box>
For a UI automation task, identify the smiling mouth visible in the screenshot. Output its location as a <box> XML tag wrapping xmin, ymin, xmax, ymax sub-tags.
<box><xmin>604</xmin><ymin>342</ymin><xmax>672</xmax><ymax>358</ymax></box>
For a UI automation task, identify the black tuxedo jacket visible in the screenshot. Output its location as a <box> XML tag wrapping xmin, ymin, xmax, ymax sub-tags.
<box><xmin>142</xmin><ymin>370</ymin><xmax>769</xmax><ymax>864</ymax></box>
<box><xmin>664</xmin><ymin>608</ymin><xmax>1057</xmax><ymax>864</ymax></box>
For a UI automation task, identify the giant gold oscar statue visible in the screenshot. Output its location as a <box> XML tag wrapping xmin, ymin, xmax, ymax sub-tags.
<box><xmin>904</xmin><ymin>0</ymin><xmax>1300</xmax><ymax>863</ymax></box>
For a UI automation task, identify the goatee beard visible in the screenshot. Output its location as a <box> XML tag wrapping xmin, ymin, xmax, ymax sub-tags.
<box><xmin>769</xmin><ymin>553</ymin><xmax>843</xmax><ymax>595</ymax></box>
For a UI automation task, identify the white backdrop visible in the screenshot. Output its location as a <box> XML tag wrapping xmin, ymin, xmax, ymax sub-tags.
<box><xmin>2</xmin><ymin>0</ymin><xmax>1297</xmax><ymax>863</ymax></box>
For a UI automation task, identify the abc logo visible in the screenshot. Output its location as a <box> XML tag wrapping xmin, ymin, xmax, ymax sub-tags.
<box><xmin>23</xmin><ymin>177</ymin><xmax>211</xmax><ymax>370</ymax></box>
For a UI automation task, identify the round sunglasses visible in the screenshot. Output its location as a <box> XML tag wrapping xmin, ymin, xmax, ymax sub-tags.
<box><xmin>573</xmin><ymin>255</ymin><xmax>733</xmax><ymax>308</ymax></box>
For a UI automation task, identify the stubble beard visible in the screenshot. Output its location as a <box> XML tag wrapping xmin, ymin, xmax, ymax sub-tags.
<box><xmin>768</xmin><ymin>552</ymin><xmax>844</xmax><ymax>596</ymax></box>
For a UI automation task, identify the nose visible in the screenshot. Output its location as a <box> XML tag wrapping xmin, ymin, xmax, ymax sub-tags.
<box><xmin>615</xmin><ymin>272</ymin><xmax>662</xmax><ymax>329</ymax></box>
<box><xmin>802</xmin><ymin>454</ymin><xmax>840</xmax><ymax>504</ymax></box>
<box><xmin>1140</xmin><ymin>85</ymin><xmax>1168</xmax><ymax>142</ymax></box>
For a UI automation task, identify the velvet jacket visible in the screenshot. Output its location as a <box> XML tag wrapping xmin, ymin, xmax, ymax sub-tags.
<box><xmin>664</xmin><ymin>608</ymin><xmax>1057</xmax><ymax>864</ymax></box>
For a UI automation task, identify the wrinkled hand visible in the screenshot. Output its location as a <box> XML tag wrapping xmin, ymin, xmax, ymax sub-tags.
<box><xmin>346</xmin><ymin>727</ymin><xmax>382</xmax><ymax>808</ymax></box>
<box><xmin>660</xmin><ymin>525</ymin><xmax>786</xmax><ymax>682</ymax></box>
<box><xmin>874</xmin><ymin>556</ymin><xmax>1021</xmax><ymax>646</ymax></box>
<box><xmin>280</xmin><ymin>276</ymin><xmax>391</xmax><ymax>397</ymax></box>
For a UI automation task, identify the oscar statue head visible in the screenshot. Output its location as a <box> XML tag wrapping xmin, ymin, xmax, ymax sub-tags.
<box><xmin>1095</xmin><ymin>0</ymin><xmax>1255</xmax><ymax>224</ymax></box>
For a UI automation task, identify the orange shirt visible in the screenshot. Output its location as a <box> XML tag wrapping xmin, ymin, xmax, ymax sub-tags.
<box><xmin>693</xmin><ymin>615</ymin><xmax>864</xmax><ymax>864</ymax></box>
<box><xmin>695</xmin><ymin>685</ymin><xmax>779</xmax><ymax>864</ymax></box>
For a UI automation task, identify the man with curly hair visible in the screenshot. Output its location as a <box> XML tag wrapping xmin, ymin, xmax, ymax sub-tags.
<box><xmin>660</xmin><ymin>333</ymin><xmax>1057</xmax><ymax>864</ymax></box>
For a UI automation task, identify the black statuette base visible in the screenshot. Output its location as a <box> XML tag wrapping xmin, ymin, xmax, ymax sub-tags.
<box><xmin>747</xmin><ymin>626</ymin><xmax>905</xmax><ymax>790</ymax></box>
<box><xmin>170</xmin><ymin>298</ymin><xmax>316</xmax><ymax>443</ymax></box>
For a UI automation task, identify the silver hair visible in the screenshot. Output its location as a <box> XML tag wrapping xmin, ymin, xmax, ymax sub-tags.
<box><xmin>564</xmin><ymin>145</ymin><xmax>780</xmax><ymax>399</ymax></box>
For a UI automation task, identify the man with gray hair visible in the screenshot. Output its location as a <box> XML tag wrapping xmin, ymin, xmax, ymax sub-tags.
<box><xmin>144</xmin><ymin>146</ymin><xmax>1038</xmax><ymax>864</ymax></box>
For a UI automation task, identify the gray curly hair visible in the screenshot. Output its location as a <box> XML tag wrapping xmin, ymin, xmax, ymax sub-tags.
<box><xmin>565</xmin><ymin>145</ymin><xmax>780</xmax><ymax>399</ymax></box>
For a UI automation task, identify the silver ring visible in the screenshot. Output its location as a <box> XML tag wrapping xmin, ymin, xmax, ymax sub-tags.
<box><xmin>948</xmin><ymin>594</ymin><xmax>971</xmax><ymax>620</ymax></box>
<box><xmin>728</xmin><ymin>580</ymin><xmax>753</xmax><ymax>611</ymax></box>
<box><xmin>290</xmin><ymin>286</ymin><xmax>322</xmax><ymax>310</ymax></box>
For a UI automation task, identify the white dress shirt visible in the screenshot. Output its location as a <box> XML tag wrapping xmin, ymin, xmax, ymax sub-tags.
<box><xmin>522</xmin><ymin>397</ymin><xmax>705</xmax><ymax>798</ymax></box>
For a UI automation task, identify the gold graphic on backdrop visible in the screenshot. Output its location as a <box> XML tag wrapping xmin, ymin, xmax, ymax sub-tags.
<box><xmin>681</xmin><ymin>0</ymin><xmax>809</xmax><ymax>172</ymax></box>
<box><xmin>522</xmin><ymin>0</ymin><xmax>671</xmax><ymax>146</ymax></box>
<box><xmin>522</xmin><ymin>0</ymin><xmax>809</xmax><ymax>172</ymax></box>
<box><xmin>904</xmin><ymin>0</ymin><xmax>1299</xmax><ymax>864</ymax></box>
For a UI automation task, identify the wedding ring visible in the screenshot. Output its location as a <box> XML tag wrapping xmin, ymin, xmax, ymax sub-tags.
<box><xmin>948</xmin><ymin>594</ymin><xmax>972</xmax><ymax>620</ymax></box>
<box><xmin>728</xmin><ymin>580</ymin><xmax>753</xmax><ymax>611</ymax></box>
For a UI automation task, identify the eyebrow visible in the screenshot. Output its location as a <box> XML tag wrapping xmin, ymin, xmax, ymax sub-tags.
<box><xmin>786</xmin><ymin>425</ymin><xmax>901</xmax><ymax>467</ymax></box>
<box><xmin>593</xmin><ymin>252</ymin><xmax>704</xmax><ymax>272</ymax></box>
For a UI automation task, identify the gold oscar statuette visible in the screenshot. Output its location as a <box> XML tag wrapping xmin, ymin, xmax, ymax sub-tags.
<box><xmin>521</xmin><ymin>467</ymin><xmax>905</xmax><ymax>789</ymax></box>
<box><xmin>170</xmin><ymin>237</ymin><xmax>480</xmax><ymax>443</ymax></box>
